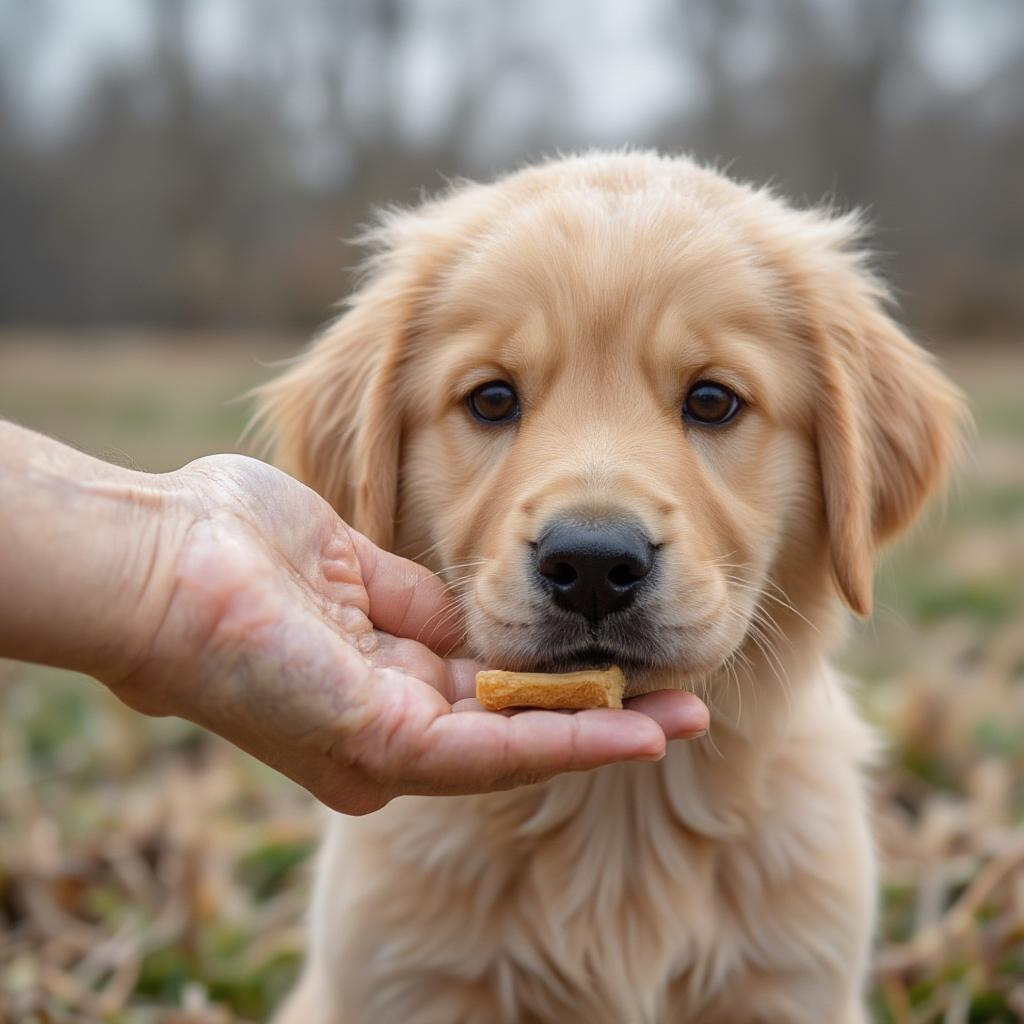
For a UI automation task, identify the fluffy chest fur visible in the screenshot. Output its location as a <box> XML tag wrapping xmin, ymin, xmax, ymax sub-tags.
<box><xmin>297</xmin><ymin>666</ymin><xmax>875</xmax><ymax>1024</ymax></box>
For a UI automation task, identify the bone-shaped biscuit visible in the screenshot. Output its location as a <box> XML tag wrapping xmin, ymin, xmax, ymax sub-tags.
<box><xmin>475</xmin><ymin>666</ymin><xmax>625</xmax><ymax>711</ymax></box>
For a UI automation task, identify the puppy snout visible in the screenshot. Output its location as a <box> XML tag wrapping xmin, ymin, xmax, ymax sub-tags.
<box><xmin>535</xmin><ymin>519</ymin><xmax>655</xmax><ymax>624</ymax></box>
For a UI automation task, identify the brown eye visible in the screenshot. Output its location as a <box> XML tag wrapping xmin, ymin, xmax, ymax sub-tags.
<box><xmin>467</xmin><ymin>381</ymin><xmax>519</xmax><ymax>423</ymax></box>
<box><xmin>683</xmin><ymin>381</ymin><xmax>741</xmax><ymax>425</ymax></box>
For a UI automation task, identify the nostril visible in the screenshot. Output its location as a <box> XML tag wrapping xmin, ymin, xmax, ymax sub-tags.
<box><xmin>608</xmin><ymin>561</ymin><xmax>646</xmax><ymax>588</ymax></box>
<box><xmin>541</xmin><ymin>560</ymin><xmax>578</xmax><ymax>588</ymax></box>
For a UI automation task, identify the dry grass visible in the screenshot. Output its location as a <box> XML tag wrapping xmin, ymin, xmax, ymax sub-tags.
<box><xmin>1</xmin><ymin>334</ymin><xmax>1022</xmax><ymax>1023</ymax></box>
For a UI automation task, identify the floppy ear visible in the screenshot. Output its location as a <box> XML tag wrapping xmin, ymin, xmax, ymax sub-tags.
<box><xmin>250</xmin><ymin>264</ymin><xmax>416</xmax><ymax>549</ymax></box>
<box><xmin>809</xmin><ymin>270</ymin><xmax>967</xmax><ymax>616</ymax></box>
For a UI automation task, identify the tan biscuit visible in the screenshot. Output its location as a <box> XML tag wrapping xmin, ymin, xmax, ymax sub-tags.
<box><xmin>475</xmin><ymin>665</ymin><xmax>625</xmax><ymax>711</ymax></box>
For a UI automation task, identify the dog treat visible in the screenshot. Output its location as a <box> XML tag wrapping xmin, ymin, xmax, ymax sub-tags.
<box><xmin>475</xmin><ymin>665</ymin><xmax>625</xmax><ymax>711</ymax></box>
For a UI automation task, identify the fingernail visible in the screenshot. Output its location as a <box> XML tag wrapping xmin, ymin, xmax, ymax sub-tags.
<box><xmin>668</xmin><ymin>715</ymin><xmax>710</xmax><ymax>740</ymax></box>
<box><xmin>631</xmin><ymin>747</ymin><xmax>666</xmax><ymax>762</ymax></box>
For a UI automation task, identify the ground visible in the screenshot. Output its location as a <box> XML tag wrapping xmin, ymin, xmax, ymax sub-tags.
<box><xmin>1</xmin><ymin>333</ymin><xmax>1022</xmax><ymax>1024</ymax></box>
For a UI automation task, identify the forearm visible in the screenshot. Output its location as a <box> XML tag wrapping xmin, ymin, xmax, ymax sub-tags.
<box><xmin>0</xmin><ymin>421</ymin><xmax>189</xmax><ymax>682</ymax></box>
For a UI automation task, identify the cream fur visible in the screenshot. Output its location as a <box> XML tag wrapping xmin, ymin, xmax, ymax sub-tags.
<box><xmin>258</xmin><ymin>151</ymin><xmax>966</xmax><ymax>1023</ymax></box>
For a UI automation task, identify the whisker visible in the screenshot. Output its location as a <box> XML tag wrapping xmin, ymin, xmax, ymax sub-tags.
<box><xmin>405</xmin><ymin>527</ymin><xmax>466</xmax><ymax>566</ymax></box>
<box><xmin>745</xmin><ymin>620</ymin><xmax>794</xmax><ymax>719</ymax></box>
<box><xmin>413</xmin><ymin>589</ymin><xmax>477</xmax><ymax>644</ymax></box>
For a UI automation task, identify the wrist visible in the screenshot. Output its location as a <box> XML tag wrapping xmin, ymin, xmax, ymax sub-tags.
<box><xmin>0</xmin><ymin>422</ymin><xmax>197</xmax><ymax>689</ymax></box>
<box><xmin>85</xmin><ymin>468</ymin><xmax>198</xmax><ymax>691</ymax></box>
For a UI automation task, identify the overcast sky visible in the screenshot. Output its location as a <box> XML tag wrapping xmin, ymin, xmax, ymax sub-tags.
<box><xmin>5</xmin><ymin>0</ymin><xmax>1021</xmax><ymax>147</ymax></box>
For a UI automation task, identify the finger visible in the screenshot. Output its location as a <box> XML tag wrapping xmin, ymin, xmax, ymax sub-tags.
<box><xmin>371</xmin><ymin>635</ymin><xmax>483</xmax><ymax>704</ymax></box>
<box><xmin>345</xmin><ymin>527</ymin><xmax>467</xmax><ymax>652</ymax></box>
<box><xmin>453</xmin><ymin>684</ymin><xmax>710</xmax><ymax>733</ymax></box>
<box><xmin>624</xmin><ymin>690</ymin><xmax>709</xmax><ymax>740</ymax></box>
<box><xmin>443</xmin><ymin>659</ymin><xmax>486</xmax><ymax>702</ymax></box>
<box><xmin>406</xmin><ymin>707</ymin><xmax>668</xmax><ymax>792</ymax></box>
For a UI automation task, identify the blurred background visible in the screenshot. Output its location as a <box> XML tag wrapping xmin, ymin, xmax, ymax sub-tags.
<box><xmin>0</xmin><ymin>2</ymin><xmax>1021</xmax><ymax>1022</ymax></box>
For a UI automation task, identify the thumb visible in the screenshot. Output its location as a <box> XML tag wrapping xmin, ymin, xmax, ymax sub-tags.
<box><xmin>343</xmin><ymin>525</ymin><xmax>467</xmax><ymax>654</ymax></box>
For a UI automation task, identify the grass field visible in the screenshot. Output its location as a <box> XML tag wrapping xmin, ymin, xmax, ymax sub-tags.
<box><xmin>1</xmin><ymin>333</ymin><xmax>1022</xmax><ymax>1023</ymax></box>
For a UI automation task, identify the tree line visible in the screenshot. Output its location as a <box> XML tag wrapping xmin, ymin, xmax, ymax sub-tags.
<box><xmin>0</xmin><ymin>0</ymin><xmax>1021</xmax><ymax>336</ymax></box>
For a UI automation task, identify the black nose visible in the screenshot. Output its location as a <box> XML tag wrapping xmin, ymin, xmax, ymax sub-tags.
<box><xmin>535</xmin><ymin>520</ymin><xmax>655</xmax><ymax>624</ymax></box>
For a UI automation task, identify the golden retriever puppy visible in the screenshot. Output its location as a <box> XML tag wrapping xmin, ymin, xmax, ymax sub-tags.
<box><xmin>257</xmin><ymin>151</ymin><xmax>965</xmax><ymax>1023</ymax></box>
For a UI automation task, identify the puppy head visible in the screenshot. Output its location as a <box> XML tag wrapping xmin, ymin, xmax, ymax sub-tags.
<box><xmin>255</xmin><ymin>153</ymin><xmax>966</xmax><ymax>691</ymax></box>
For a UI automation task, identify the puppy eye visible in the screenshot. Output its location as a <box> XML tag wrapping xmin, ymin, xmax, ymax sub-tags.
<box><xmin>683</xmin><ymin>381</ymin><xmax>741</xmax><ymax>425</ymax></box>
<box><xmin>467</xmin><ymin>381</ymin><xmax>519</xmax><ymax>424</ymax></box>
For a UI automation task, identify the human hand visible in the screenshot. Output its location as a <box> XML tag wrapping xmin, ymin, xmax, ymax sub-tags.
<box><xmin>105</xmin><ymin>455</ymin><xmax>708</xmax><ymax>813</ymax></box>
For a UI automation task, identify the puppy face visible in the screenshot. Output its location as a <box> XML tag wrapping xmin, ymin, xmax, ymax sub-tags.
<box><xmin>397</xmin><ymin>203</ymin><xmax>818</xmax><ymax>683</ymax></box>
<box><xmin>257</xmin><ymin>153</ymin><xmax>965</xmax><ymax>693</ymax></box>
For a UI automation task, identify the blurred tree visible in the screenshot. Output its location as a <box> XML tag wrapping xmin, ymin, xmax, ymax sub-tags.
<box><xmin>0</xmin><ymin>0</ymin><xmax>1019</xmax><ymax>334</ymax></box>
